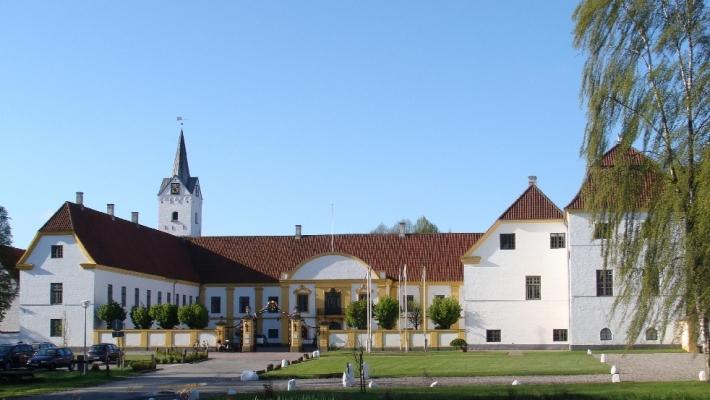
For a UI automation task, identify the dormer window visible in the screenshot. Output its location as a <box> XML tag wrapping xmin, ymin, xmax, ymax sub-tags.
<box><xmin>172</xmin><ymin>211</ymin><xmax>179</xmax><ymax>221</ymax></box>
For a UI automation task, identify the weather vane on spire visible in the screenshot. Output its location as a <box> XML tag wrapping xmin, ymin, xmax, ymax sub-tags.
<box><xmin>177</xmin><ymin>116</ymin><xmax>185</xmax><ymax>126</ymax></box>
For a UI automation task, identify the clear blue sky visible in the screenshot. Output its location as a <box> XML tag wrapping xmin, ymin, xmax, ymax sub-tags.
<box><xmin>1</xmin><ymin>1</ymin><xmax>589</xmax><ymax>248</ymax></box>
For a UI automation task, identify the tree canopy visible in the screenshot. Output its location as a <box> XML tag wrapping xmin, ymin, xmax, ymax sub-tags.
<box><xmin>0</xmin><ymin>206</ymin><xmax>16</xmax><ymax>323</ymax></box>
<box><xmin>373</xmin><ymin>296</ymin><xmax>399</xmax><ymax>329</ymax></box>
<box><xmin>573</xmin><ymin>0</ymin><xmax>709</xmax><ymax>370</ymax></box>
<box><xmin>370</xmin><ymin>216</ymin><xmax>440</xmax><ymax>234</ymax></box>
<box><xmin>0</xmin><ymin>206</ymin><xmax>11</xmax><ymax>246</ymax></box>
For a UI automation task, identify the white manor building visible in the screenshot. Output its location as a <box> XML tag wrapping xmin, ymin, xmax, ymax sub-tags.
<box><xmin>9</xmin><ymin>132</ymin><xmax>684</xmax><ymax>350</ymax></box>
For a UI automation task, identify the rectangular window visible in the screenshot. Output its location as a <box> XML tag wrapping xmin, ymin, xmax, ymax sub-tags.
<box><xmin>146</xmin><ymin>290</ymin><xmax>152</xmax><ymax>307</ymax></box>
<box><xmin>50</xmin><ymin>245</ymin><xmax>63</xmax><ymax>258</ymax></box>
<box><xmin>107</xmin><ymin>284</ymin><xmax>113</xmax><ymax>303</ymax></box>
<box><xmin>167</xmin><ymin>292</ymin><xmax>171</xmax><ymax>304</ymax></box>
<box><xmin>596</xmin><ymin>269</ymin><xmax>614</xmax><ymax>296</ymax></box>
<box><xmin>189</xmin><ymin>295</ymin><xmax>193</xmax><ymax>305</ymax></box>
<box><xmin>50</xmin><ymin>283</ymin><xmax>63</xmax><ymax>305</ymax></box>
<box><xmin>50</xmin><ymin>319</ymin><xmax>62</xmax><ymax>337</ymax></box>
<box><xmin>486</xmin><ymin>329</ymin><xmax>501</xmax><ymax>342</ymax></box>
<box><xmin>121</xmin><ymin>286</ymin><xmax>126</xmax><ymax>307</ymax></box>
<box><xmin>406</xmin><ymin>295</ymin><xmax>414</xmax><ymax>307</ymax></box>
<box><xmin>239</xmin><ymin>296</ymin><xmax>250</xmax><ymax>313</ymax></box>
<box><xmin>358</xmin><ymin>293</ymin><xmax>367</xmax><ymax>301</ymax></box>
<box><xmin>268</xmin><ymin>328</ymin><xmax>279</xmax><ymax>339</ymax></box>
<box><xmin>183</xmin><ymin>294</ymin><xmax>186</xmax><ymax>306</ymax></box>
<box><xmin>593</xmin><ymin>223</ymin><xmax>611</xmax><ymax>240</ymax></box>
<box><xmin>134</xmin><ymin>288</ymin><xmax>139</xmax><ymax>307</ymax></box>
<box><xmin>526</xmin><ymin>276</ymin><xmax>541</xmax><ymax>300</ymax></box>
<box><xmin>267</xmin><ymin>296</ymin><xmax>279</xmax><ymax>312</ymax></box>
<box><xmin>296</xmin><ymin>294</ymin><xmax>309</xmax><ymax>313</ymax></box>
<box><xmin>500</xmin><ymin>233</ymin><xmax>515</xmax><ymax>250</ymax></box>
<box><xmin>553</xmin><ymin>329</ymin><xmax>568</xmax><ymax>342</ymax></box>
<box><xmin>211</xmin><ymin>296</ymin><xmax>221</xmax><ymax>314</ymax></box>
<box><xmin>434</xmin><ymin>294</ymin><xmax>445</xmax><ymax>300</ymax></box>
<box><xmin>550</xmin><ymin>233</ymin><xmax>565</xmax><ymax>249</ymax></box>
<box><xmin>158</xmin><ymin>291</ymin><xmax>162</xmax><ymax>305</ymax></box>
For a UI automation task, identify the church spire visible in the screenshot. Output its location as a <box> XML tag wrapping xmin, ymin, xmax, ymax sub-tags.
<box><xmin>172</xmin><ymin>130</ymin><xmax>191</xmax><ymax>184</ymax></box>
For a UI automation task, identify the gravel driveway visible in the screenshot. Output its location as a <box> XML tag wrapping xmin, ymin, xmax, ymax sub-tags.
<box><xmin>598</xmin><ymin>353</ymin><xmax>707</xmax><ymax>382</ymax></box>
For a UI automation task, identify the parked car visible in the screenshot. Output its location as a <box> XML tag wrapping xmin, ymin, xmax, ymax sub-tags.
<box><xmin>27</xmin><ymin>347</ymin><xmax>74</xmax><ymax>371</ymax></box>
<box><xmin>255</xmin><ymin>334</ymin><xmax>268</xmax><ymax>345</ymax></box>
<box><xmin>0</xmin><ymin>343</ymin><xmax>35</xmax><ymax>370</ymax></box>
<box><xmin>31</xmin><ymin>342</ymin><xmax>57</xmax><ymax>353</ymax></box>
<box><xmin>87</xmin><ymin>343</ymin><xmax>122</xmax><ymax>364</ymax></box>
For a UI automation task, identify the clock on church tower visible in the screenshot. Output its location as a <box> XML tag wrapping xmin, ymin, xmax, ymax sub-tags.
<box><xmin>171</xmin><ymin>182</ymin><xmax>180</xmax><ymax>194</ymax></box>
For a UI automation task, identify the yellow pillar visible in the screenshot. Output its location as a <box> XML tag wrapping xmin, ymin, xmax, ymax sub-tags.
<box><xmin>165</xmin><ymin>330</ymin><xmax>173</xmax><ymax>347</ymax></box>
<box><xmin>290</xmin><ymin>318</ymin><xmax>302</xmax><ymax>352</ymax></box>
<box><xmin>280</xmin><ymin>285</ymin><xmax>289</xmax><ymax>345</ymax></box>
<box><xmin>226</xmin><ymin>286</ymin><xmax>235</xmax><ymax>326</ymax></box>
<box><xmin>374</xmin><ymin>330</ymin><xmax>383</xmax><ymax>349</ymax></box>
<box><xmin>319</xmin><ymin>324</ymin><xmax>329</xmax><ymax>351</ymax></box>
<box><xmin>140</xmin><ymin>330</ymin><xmax>148</xmax><ymax>348</ymax></box>
<box><xmin>242</xmin><ymin>318</ymin><xmax>254</xmax><ymax>352</ymax></box>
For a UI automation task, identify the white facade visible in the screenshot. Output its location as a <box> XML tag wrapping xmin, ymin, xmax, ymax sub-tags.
<box><xmin>567</xmin><ymin>212</ymin><xmax>678</xmax><ymax>348</ymax></box>
<box><xmin>158</xmin><ymin>178</ymin><xmax>202</xmax><ymax>237</ymax></box>
<box><xmin>463</xmin><ymin>220</ymin><xmax>569</xmax><ymax>348</ymax></box>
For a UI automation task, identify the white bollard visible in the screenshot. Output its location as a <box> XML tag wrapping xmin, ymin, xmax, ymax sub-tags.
<box><xmin>368</xmin><ymin>379</ymin><xmax>377</xmax><ymax>388</ymax></box>
<box><xmin>240</xmin><ymin>370</ymin><xmax>259</xmax><ymax>381</ymax></box>
<box><xmin>600</xmin><ymin>354</ymin><xmax>606</xmax><ymax>363</ymax></box>
<box><xmin>611</xmin><ymin>373</ymin><xmax>621</xmax><ymax>383</ymax></box>
<box><xmin>699</xmin><ymin>370</ymin><xmax>707</xmax><ymax>382</ymax></box>
<box><xmin>511</xmin><ymin>380</ymin><xmax>521</xmax><ymax>386</ymax></box>
<box><xmin>610</xmin><ymin>365</ymin><xmax>617</xmax><ymax>375</ymax></box>
<box><xmin>363</xmin><ymin>362</ymin><xmax>370</xmax><ymax>380</ymax></box>
<box><xmin>342</xmin><ymin>372</ymin><xmax>351</xmax><ymax>387</ymax></box>
<box><xmin>281</xmin><ymin>359</ymin><xmax>289</xmax><ymax>368</ymax></box>
<box><xmin>287</xmin><ymin>379</ymin><xmax>296</xmax><ymax>391</ymax></box>
<box><xmin>314</xmin><ymin>350</ymin><xmax>320</xmax><ymax>358</ymax></box>
<box><xmin>430</xmin><ymin>381</ymin><xmax>439</xmax><ymax>388</ymax></box>
<box><xmin>587</xmin><ymin>349</ymin><xmax>592</xmax><ymax>355</ymax></box>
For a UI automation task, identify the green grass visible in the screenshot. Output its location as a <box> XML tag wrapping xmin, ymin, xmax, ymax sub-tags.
<box><xmin>229</xmin><ymin>382</ymin><xmax>710</xmax><ymax>399</ymax></box>
<box><xmin>123</xmin><ymin>352</ymin><xmax>154</xmax><ymax>362</ymax></box>
<box><xmin>263</xmin><ymin>351</ymin><xmax>609</xmax><ymax>379</ymax></box>
<box><xmin>0</xmin><ymin>368</ymin><xmax>136</xmax><ymax>398</ymax></box>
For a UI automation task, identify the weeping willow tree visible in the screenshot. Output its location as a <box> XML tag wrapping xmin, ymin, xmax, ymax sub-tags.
<box><xmin>573</xmin><ymin>0</ymin><xmax>709</xmax><ymax>372</ymax></box>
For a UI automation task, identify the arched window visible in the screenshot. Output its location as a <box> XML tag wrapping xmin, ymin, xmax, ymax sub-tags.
<box><xmin>600</xmin><ymin>328</ymin><xmax>612</xmax><ymax>341</ymax></box>
<box><xmin>645</xmin><ymin>327</ymin><xmax>658</xmax><ymax>340</ymax></box>
<box><xmin>172</xmin><ymin>211</ymin><xmax>178</xmax><ymax>221</ymax></box>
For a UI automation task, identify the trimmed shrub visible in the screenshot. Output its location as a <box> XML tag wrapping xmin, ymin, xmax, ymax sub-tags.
<box><xmin>130</xmin><ymin>306</ymin><xmax>153</xmax><ymax>329</ymax></box>
<box><xmin>149</xmin><ymin>304</ymin><xmax>179</xmax><ymax>329</ymax></box>
<box><xmin>131</xmin><ymin>361</ymin><xmax>155</xmax><ymax>371</ymax></box>
<box><xmin>96</xmin><ymin>301</ymin><xmax>127</xmax><ymax>328</ymax></box>
<box><xmin>428</xmin><ymin>297</ymin><xmax>462</xmax><ymax>329</ymax></box>
<box><xmin>345</xmin><ymin>300</ymin><xmax>368</xmax><ymax>329</ymax></box>
<box><xmin>373</xmin><ymin>296</ymin><xmax>399</xmax><ymax>329</ymax></box>
<box><xmin>177</xmin><ymin>303</ymin><xmax>209</xmax><ymax>329</ymax></box>
<box><xmin>450</xmin><ymin>338</ymin><xmax>468</xmax><ymax>351</ymax></box>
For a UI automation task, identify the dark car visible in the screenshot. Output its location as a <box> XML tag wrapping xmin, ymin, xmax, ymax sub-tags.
<box><xmin>27</xmin><ymin>347</ymin><xmax>74</xmax><ymax>370</ymax></box>
<box><xmin>87</xmin><ymin>343</ymin><xmax>122</xmax><ymax>363</ymax></box>
<box><xmin>0</xmin><ymin>343</ymin><xmax>35</xmax><ymax>370</ymax></box>
<box><xmin>31</xmin><ymin>342</ymin><xmax>57</xmax><ymax>353</ymax></box>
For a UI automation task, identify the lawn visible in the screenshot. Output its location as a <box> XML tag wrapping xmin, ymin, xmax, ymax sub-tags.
<box><xmin>230</xmin><ymin>382</ymin><xmax>710</xmax><ymax>399</ymax></box>
<box><xmin>263</xmin><ymin>351</ymin><xmax>609</xmax><ymax>379</ymax></box>
<box><xmin>0</xmin><ymin>368</ymin><xmax>136</xmax><ymax>398</ymax></box>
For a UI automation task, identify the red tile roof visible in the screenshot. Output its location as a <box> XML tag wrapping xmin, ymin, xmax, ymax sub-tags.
<box><xmin>37</xmin><ymin>202</ymin><xmax>482</xmax><ymax>284</ymax></box>
<box><xmin>189</xmin><ymin>233</ymin><xmax>482</xmax><ymax>284</ymax></box>
<box><xmin>566</xmin><ymin>145</ymin><xmax>657</xmax><ymax>210</ymax></box>
<box><xmin>0</xmin><ymin>245</ymin><xmax>25</xmax><ymax>280</ymax></box>
<box><xmin>499</xmin><ymin>185</ymin><xmax>563</xmax><ymax>220</ymax></box>
<box><xmin>40</xmin><ymin>203</ymin><xmax>200</xmax><ymax>282</ymax></box>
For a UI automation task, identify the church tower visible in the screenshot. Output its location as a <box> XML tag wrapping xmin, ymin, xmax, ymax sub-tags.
<box><xmin>158</xmin><ymin>131</ymin><xmax>202</xmax><ymax>237</ymax></box>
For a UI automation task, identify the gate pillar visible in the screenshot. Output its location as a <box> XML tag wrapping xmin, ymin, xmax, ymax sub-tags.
<box><xmin>242</xmin><ymin>316</ymin><xmax>255</xmax><ymax>352</ymax></box>
<box><xmin>290</xmin><ymin>318</ymin><xmax>303</xmax><ymax>352</ymax></box>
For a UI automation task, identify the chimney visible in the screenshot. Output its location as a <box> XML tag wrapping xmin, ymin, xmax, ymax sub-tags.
<box><xmin>398</xmin><ymin>221</ymin><xmax>406</xmax><ymax>238</ymax></box>
<box><xmin>295</xmin><ymin>224</ymin><xmax>302</xmax><ymax>240</ymax></box>
<box><xmin>75</xmin><ymin>192</ymin><xmax>84</xmax><ymax>205</ymax></box>
<box><xmin>131</xmin><ymin>212</ymin><xmax>139</xmax><ymax>224</ymax></box>
<box><xmin>528</xmin><ymin>176</ymin><xmax>537</xmax><ymax>186</ymax></box>
<box><xmin>107</xmin><ymin>204</ymin><xmax>115</xmax><ymax>220</ymax></box>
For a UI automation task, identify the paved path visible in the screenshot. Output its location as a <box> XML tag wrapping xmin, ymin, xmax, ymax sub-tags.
<box><xmin>18</xmin><ymin>352</ymin><xmax>707</xmax><ymax>399</ymax></box>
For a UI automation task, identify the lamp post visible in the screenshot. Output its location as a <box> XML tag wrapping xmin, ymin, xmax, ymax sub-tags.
<box><xmin>80</xmin><ymin>300</ymin><xmax>90</xmax><ymax>375</ymax></box>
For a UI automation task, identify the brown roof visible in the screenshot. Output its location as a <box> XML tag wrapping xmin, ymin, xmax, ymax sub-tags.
<box><xmin>499</xmin><ymin>185</ymin><xmax>563</xmax><ymax>220</ymax></box>
<box><xmin>0</xmin><ymin>245</ymin><xmax>25</xmax><ymax>281</ymax></box>
<box><xmin>37</xmin><ymin>202</ymin><xmax>482</xmax><ymax>284</ymax></box>
<box><xmin>189</xmin><ymin>233</ymin><xmax>482</xmax><ymax>284</ymax></box>
<box><xmin>566</xmin><ymin>145</ymin><xmax>656</xmax><ymax>210</ymax></box>
<box><xmin>40</xmin><ymin>203</ymin><xmax>200</xmax><ymax>282</ymax></box>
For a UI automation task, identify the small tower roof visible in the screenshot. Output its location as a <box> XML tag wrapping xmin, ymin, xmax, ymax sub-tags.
<box><xmin>173</xmin><ymin>130</ymin><xmax>191</xmax><ymax>184</ymax></box>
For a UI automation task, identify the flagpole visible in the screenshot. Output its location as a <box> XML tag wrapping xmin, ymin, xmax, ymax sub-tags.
<box><xmin>423</xmin><ymin>265</ymin><xmax>427</xmax><ymax>352</ymax></box>
<box><xmin>397</xmin><ymin>266</ymin><xmax>402</xmax><ymax>351</ymax></box>
<box><xmin>404</xmin><ymin>263</ymin><xmax>408</xmax><ymax>353</ymax></box>
<box><xmin>366</xmin><ymin>267</ymin><xmax>372</xmax><ymax>353</ymax></box>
